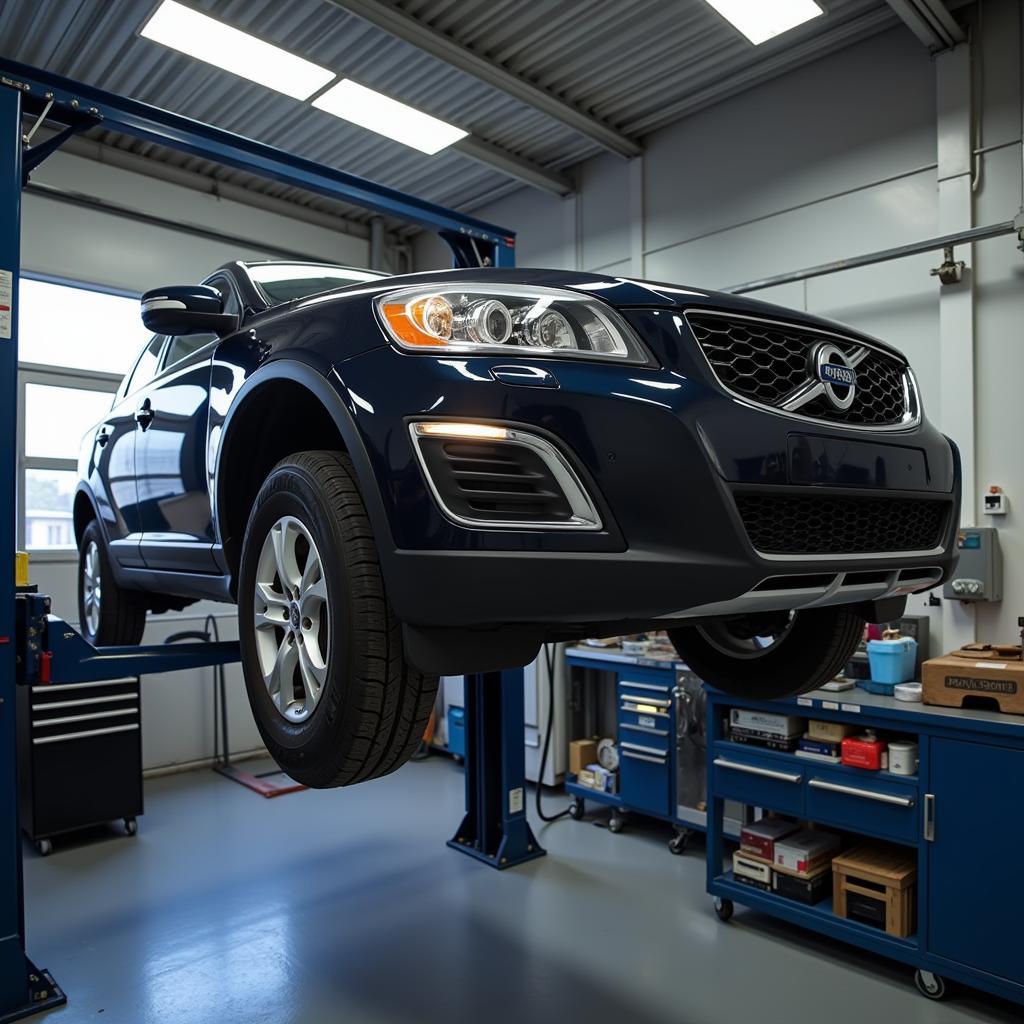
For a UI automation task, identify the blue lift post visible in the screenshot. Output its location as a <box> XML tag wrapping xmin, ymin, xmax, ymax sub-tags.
<box><xmin>0</xmin><ymin>58</ymin><xmax>527</xmax><ymax>1020</ymax></box>
<box><xmin>448</xmin><ymin>670</ymin><xmax>545</xmax><ymax>869</ymax></box>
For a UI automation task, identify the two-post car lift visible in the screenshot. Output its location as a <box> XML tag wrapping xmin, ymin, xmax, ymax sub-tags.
<box><xmin>0</xmin><ymin>59</ymin><xmax>539</xmax><ymax>1022</ymax></box>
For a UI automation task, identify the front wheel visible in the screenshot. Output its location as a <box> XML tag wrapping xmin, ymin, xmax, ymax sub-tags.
<box><xmin>668</xmin><ymin>607</ymin><xmax>864</xmax><ymax>699</ymax></box>
<box><xmin>238</xmin><ymin>451</ymin><xmax>438</xmax><ymax>789</ymax></box>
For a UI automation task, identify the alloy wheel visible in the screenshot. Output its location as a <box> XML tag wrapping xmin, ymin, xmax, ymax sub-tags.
<box><xmin>82</xmin><ymin>540</ymin><xmax>102</xmax><ymax>636</ymax></box>
<box><xmin>252</xmin><ymin>515</ymin><xmax>331</xmax><ymax>723</ymax></box>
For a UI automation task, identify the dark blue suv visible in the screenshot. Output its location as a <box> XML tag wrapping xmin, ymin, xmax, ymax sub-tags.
<box><xmin>76</xmin><ymin>261</ymin><xmax>960</xmax><ymax>787</ymax></box>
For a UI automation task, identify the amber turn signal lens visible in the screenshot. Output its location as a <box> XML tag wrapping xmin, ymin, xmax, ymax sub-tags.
<box><xmin>381</xmin><ymin>295</ymin><xmax>453</xmax><ymax>347</ymax></box>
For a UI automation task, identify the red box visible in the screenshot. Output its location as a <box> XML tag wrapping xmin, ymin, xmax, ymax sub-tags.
<box><xmin>740</xmin><ymin>818</ymin><xmax>799</xmax><ymax>861</ymax></box>
<box><xmin>841</xmin><ymin>732</ymin><xmax>889</xmax><ymax>771</ymax></box>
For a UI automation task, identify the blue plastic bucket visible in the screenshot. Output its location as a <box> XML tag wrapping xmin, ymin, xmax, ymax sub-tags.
<box><xmin>866</xmin><ymin>637</ymin><xmax>917</xmax><ymax>684</ymax></box>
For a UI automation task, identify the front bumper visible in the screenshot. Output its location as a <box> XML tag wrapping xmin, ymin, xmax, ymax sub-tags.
<box><xmin>338</xmin><ymin>313</ymin><xmax>960</xmax><ymax>631</ymax></box>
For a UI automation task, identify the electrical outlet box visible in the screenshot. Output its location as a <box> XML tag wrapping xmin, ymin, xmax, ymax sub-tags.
<box><xmin>943</xmin><ymin>527</ymin><xmax>1002</xmax><ymax>602</ymax></box>
<box><xmin>983</xmin><ymin>491</ymin><xmax>1008</xmax><ymax>515</ymax></box>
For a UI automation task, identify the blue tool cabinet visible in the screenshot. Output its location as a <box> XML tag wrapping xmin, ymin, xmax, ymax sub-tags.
<box><xmin>705</xmin><ymin>686</ymin><xmax>1024</xmax><ymax>1006</ymax></box>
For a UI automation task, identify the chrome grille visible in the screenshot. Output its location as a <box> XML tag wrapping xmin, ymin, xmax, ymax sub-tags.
<box><xmin>687</xmin><ymin>312</ymin><xmax>915</xmax><ymax>427</ymax></box>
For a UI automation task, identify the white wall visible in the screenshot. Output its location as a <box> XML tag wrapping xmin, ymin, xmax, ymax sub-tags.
<box><xmin>21</xmin><ymin>152</ymin><xmax>374</xmax><ymax>771</ymax></box>
<box><xmin>416</xmin><ymin>6</ymin><xmax>1024</xmax><ymax>652</ymax></box>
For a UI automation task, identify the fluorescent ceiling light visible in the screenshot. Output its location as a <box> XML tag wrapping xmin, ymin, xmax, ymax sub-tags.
<box><xmin>140</xmin><ymin>0</ymin><xmax>335</xmax><ymax>101</ymax></box>
<box><xmin>312</xmin><ymin>79</ymin><xmax>468</xmax><ymax>155</ymax></box>
<box><xmin>703</xmin><ymin>0</ymin><xmax>824</xmax><ymax>45</ymax></box>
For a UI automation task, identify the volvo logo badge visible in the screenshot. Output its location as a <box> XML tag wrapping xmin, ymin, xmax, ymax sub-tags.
<box><xmin>812</xmin><ymin>343</ymin><xmax>857</xmax><ymax>410</ymax></box>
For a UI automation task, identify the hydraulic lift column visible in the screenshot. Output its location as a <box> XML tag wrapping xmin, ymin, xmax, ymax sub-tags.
<box><xmin>0</xmin><ymin>84</ymin><xmax>65</xmax><ymax>1022</ymax></box>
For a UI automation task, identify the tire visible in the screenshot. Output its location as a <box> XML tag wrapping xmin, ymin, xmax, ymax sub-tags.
<box><xmin>238</xmin><ymin>451</ymin><xmax>439</xmax><ymax>789</ymax></box>
<box><xmin>77</xmin><ymin>520</ymin><xmax>146</xmax><ymax>647</ymax></box>
<box><xmin>668</xmin><ymin>607</ymin><xmax>864</xmax><ymax>700</ymax></box>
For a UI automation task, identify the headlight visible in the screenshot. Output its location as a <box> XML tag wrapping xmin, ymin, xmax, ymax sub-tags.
<box><xmin>375</xmin><ymin>283</ymin><xmax>648</xmax><ymax>363</ymax></box>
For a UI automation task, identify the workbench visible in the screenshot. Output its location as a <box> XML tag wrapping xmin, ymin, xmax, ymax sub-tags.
<box><xmin>705</xmin><ymin>685</ymin><xmax>1024</xmax><ymax>1005</ymax></box>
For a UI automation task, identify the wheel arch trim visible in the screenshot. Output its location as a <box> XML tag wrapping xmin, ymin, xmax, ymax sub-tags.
<box><xmin>213</xmin><ymin>358</ymin><xmax>395</xmax><ymax>580</ymax></box>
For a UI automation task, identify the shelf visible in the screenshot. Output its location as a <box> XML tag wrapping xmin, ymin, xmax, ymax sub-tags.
<box><xmin>565</xmin><ymin>779</ymin><xmax>620</xmax><ymax>808</ymax></box>
<box><xmin>713</xmin><ymin>739</ymin><xmax>919</xmax><ymax>786</ymax></box>
<box><xmin>713</xmin><ymin>872</ymin><xmax>919</xmax><ymax>954</ymax></box>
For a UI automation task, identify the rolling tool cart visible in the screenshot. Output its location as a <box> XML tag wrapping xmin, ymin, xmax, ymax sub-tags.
<box><xmin>17</xmin><ymin>673</ymin><xmax>142</xmax><ymax>856</ymax></box>
<box><xmin>705</xmin><ymin>686</ymin><xmax>1024</xmax><ymax>1007</ymax></box>
<box><xmin>564</xmin><ymin>646</ymin><xmax>747</xmax><ymax>852</ymax></box>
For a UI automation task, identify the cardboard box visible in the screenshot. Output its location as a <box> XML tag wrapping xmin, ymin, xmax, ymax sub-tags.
<box><xmin>733</xmin><ymin>850</ymin><xmax>773</xmax><ymax>887</ymax></box>
<box><xmin>922</xmin><ymin>652</ymin><xmax>1024</xmax><ymax>714</ymax></box>
<box><xmin>807</xmin><ymin>719</ymin><xmax>855</xmax><ymax>743</ymax></box>
<box><xmin>740</xmin><ymin>818</ymin><xmax>800</xmax><ymax>861</ymax></box>
<box><xmin>774</xmin><ymin>828</ymin><xmax>841</xmax><ymax>875</ymax></box>
<box><xmin>569</xmin><ymin>739</ymin><xmax>599</xmax><ymax>776</ymax></box>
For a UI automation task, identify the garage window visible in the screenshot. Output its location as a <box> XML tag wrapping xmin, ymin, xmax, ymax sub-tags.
<box><xmin>17</xmin><ymin>276</ymin><xmax>138</xmax><ymax>555</ymax></box>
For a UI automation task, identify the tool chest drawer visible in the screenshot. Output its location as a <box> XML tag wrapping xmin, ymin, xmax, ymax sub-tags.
<box><xmin>804</xmin><ymin>769</ymin><xmax>918</xmax><ymax>844</ymax></box>
<box><xmin>619</xmin><ymin>741</ymin><xmax>671</xmax><ymax>817</ymax></box>
<box><xmin>711</xmin><ymin>750</ymin><xmax>805</xmax><ymax>817</ymax></box>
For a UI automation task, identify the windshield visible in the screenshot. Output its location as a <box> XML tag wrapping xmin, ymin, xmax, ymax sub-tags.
<box><xmin>248</xmin><ymin>263</ymin><xmax>386</xmax><ymax>305</ymax></box>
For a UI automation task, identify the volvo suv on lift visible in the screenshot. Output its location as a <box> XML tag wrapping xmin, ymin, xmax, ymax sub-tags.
<box><xmin>75</xmin><ymin>260</ymin><xmax>961</xmax><ymax>787</ymax></box>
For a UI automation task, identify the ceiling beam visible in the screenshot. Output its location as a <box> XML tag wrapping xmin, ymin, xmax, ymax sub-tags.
<box><xmin>886</xmin><ymin>0</ymin><xmax>966</xmax><ymax>50</ymax></box>
<box><xmin>327</xmin><ymin>0</ymin><xmax>641</xmax><ymax>159</ymax></box>
<box><xmin>454</xmin><ymin>136</ymin><xmax>573</xmax><ymax>196</ymax></box>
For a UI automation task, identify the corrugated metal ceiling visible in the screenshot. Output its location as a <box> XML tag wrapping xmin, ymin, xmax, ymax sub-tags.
<box><xmin>1</xmin><ymin>0</ymin><xmax>903</xmax><ymax>229</ymax></box>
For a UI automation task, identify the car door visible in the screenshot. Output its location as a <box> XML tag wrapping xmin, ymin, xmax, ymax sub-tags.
<box><xmin>89</xmin><ymin>334</ymin><xmax>167</xmax><ymax>569</ymax></box>
<box><xmin>135</xmin><ymin>276</ymin><xmax>240</xmax><ymax>573</ymax></box>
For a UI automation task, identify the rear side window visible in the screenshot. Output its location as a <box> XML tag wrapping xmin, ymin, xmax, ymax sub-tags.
<box><xmin>123</xmin><ymin>335</ymin><xmax>165</xmax><ymax>397</ymax></box>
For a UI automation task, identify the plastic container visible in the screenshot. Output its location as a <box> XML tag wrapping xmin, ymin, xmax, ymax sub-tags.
<box><xmin>447</xmin><ymin>705</ymin><xmax>466</xmax><ymax>758</ymax></box>
<box><xmin>866</xmin><ymin>636</ymin><xmax>917</xmax><ymax>684</ymax></box>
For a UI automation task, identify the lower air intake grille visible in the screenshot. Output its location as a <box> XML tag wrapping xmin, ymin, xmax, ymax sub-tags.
<box><xmin>415</xmin><ymin>436</ymin><xmax>579</xmax><ymax>526</ymax></box>
<box><xmin>735</xmin><ymin>494</ymin><xmax>950</xmax><ymax>555</ymax></box>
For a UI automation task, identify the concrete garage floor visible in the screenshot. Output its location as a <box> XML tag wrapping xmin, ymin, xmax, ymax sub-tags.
<box><xmin>24</xmin><ymin>757</ymin><xmax>1016</xmax><ymax>1024</ymax></box>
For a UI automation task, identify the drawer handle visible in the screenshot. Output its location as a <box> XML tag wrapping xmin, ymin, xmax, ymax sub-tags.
<box><xmin>713</xmin><ymin>758</ymin><xmax>802</xmax><ymax>784</ymax></box>
<box><xmin>620</xmin><ymin>704</ymin><xmax>670</xmax><ymax>718</ymax></box>
<box><xmin>619</xmin><ymin>723</ymin><xmax>669</xmax><ymax>737</ymax></box>
<box><xmin>620</xmin><ymin>740</ymin><xmax>666</xmax><ymax>756</ymax></box>
<box><xmin>34</xmin><ymin>707</ymin><xmax>138</xmax><ymax>728</ymax></box>
<box><xmin>621</xmin><ymin>750</ymin><xmax>666</xmax><ymax>765</ymax></box>
<box><xmin>33</xmin><ymin>723</ymin><xmax>139</xmax><ymax>746</ymax></box>
<box><xmin>617</xmin><ymin>681</ymin><xmax>671</xmax><ymax>694</ymax></box>
<box><xmin>808</xmin><ymin>779</ymin><xmax>915</xmax><ymax>807</ymax></box>
<box><xmin>620</xmin><ymin>695</ymin><xmax>672</xmax><ymax>708</ymax></box>
<box><xmin>32</xmin><ymin>693</ymin><xmax>138</xmax><ymax>711</ymax></box>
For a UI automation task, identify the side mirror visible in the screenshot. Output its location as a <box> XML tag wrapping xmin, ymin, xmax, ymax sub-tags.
<box><xmin>141</xmin><ymin>285</ymin><xmax>238</xmax><ymax>336</ymax></box>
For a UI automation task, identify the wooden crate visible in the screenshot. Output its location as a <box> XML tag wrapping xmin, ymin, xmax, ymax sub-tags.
<box><xmin>832</xmin><ymin>843</ymin><xmax>916</xmax><ymax>938</ymax></box>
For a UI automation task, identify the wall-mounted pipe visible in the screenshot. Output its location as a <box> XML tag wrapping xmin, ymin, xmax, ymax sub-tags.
<box><xmin>725</xmin><ymin>220</ymin><xmax>1017</xmax><ymax>294</ymax></box>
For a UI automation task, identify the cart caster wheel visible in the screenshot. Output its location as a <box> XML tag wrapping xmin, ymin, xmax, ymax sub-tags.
<box><xmin>668</xmin><ymin>831</ymin><xmax>688</xmax><ymax>855</ymax></box>
<box><xmin>714</xmin><ymin>897</ymin><xmax>734</xmax><ymax>922</ymax></box>
<box><xmin>36</xmin><ymin>839</ymin><xmax>52</xmax><ymax>857</ymax></box>
<box><xmin>914</xmin><ymin>970</ymin><xmax>946</xmax><ymax>1000</ymax></box>
<box><xmin>124</xmin><ymin>818</ymin><xmax>138</xmax><ymax>836</ymax></box>
<box><xmin>608</xmin><ymin>815</ymin><xmax>624</xmax><ymax>834</ymax></box>
<box><xmin>569</xmin><ymin>798</ymin><xmax>585</xmax><ymax>821</ymax></box>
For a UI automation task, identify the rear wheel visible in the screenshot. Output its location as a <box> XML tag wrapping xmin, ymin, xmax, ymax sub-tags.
<box><xmin>668</xmin><ymin>607</ymin><xmax>864</xmax><ymax>699</ymax></box>
<box><xmin>238</xmin><ymin>450</ymin><xmax>438</xmax><ymax>788</ymax></box>
<box><xmin>77</xmin><ymin>521</ymin><xmax>146</xmax><ymax>647</ymax></box>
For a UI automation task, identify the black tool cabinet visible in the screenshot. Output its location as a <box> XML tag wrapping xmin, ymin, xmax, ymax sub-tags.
<box><xmin>16</xmin><ymin>676</ymin><xmax>143</xmax><ymax>855</ymax></box>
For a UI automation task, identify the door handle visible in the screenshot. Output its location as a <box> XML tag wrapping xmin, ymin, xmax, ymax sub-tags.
<box><xmin>96</xmin><ymin>428</ymin><xmax>110</xmax><ymax>448</ymax></box>
<box><xmin>924</xmin><ymin>793</ymin><xmax>936</xmax><ymax>841</ymax></box>
<box><xmin>134</xmin><ymin>398</ymin><xmax>154</xmax><ymax>429</ymax></box>
<box><xmin>713</xmin><ymin>757</ymin><xmax>802</xmax><ymax>783</ymax></box>
<box><xmin>808</xmin><ymin>778</ymin><xmax>915</xmax><ymax>807</ymax></box>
